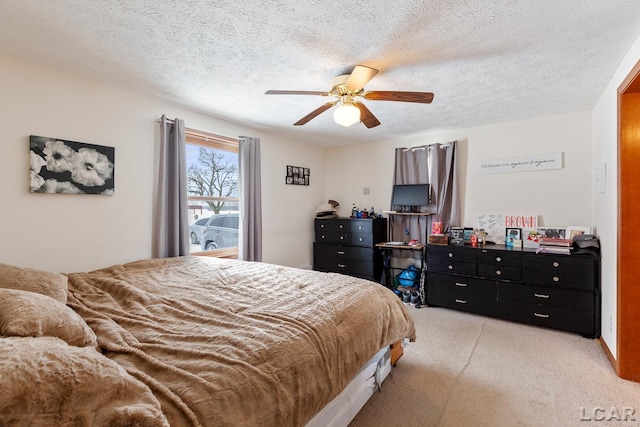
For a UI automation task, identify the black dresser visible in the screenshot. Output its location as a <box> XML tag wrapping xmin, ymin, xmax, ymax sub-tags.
<box><xmin>313</xmin><ymin>217</ymin><xmax>387</xmax><ymax>281</ymax></box>
<box><xmin>426</xmin><ymin>244</ymin><xmax>600</xmax><ymax>338</ymax></box>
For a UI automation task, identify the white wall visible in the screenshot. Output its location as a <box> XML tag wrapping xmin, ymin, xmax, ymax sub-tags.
<box><xmin>0</xmin><ymin>54</ymin><xmax>325</xmax><ymax>272</ymax></box>
<box><xmin>326</xmin><ymin>111</ymin><xmax>593</xmax><ymax>230</ymax></box>
<box><xmin>592</xmin><ymin>33</ymin><xmax>640</xmax><ymax>357</ymax></box>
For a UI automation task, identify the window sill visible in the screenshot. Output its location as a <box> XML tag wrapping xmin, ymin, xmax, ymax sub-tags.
<box><xmin>193</xmin><ymin>248</ymin><xmax>238</xmax><ymax>259</ymax></box>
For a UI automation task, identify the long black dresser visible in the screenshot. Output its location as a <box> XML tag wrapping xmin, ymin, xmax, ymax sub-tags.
<box><xmin>313</xmin><ymin>217</ymin><xmax>387</xmax><ymax>281</ymax></box>
<box><xmin>426</xmin><ymin>243</ymin><xmax>601</xmax><ymax>338</ymax></box>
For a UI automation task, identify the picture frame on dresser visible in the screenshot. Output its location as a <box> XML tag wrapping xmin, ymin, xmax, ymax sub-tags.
<box><xmin>537</xmin><ymin>227</ymin><xmax>566</xmax><ymax>239</ymax></box>
<box><xmin>566</xmin><ymin>226</ymin><xmax>592</xmax><ymax>239</ymax></box>
<box><xmin>505</xmin><ymin>228</ymin><xmax>521</xmax><ymax>247</ymax></box>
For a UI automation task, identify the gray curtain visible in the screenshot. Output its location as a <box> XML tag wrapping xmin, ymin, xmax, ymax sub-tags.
<box><xmin>238</xmin><ymin>136</ymin><xmax>262</xmax><ymax>261</ymax></box>
<box><xmin>430</xmin><ymin>141</ymin><xmax>460</xmax><ymax>230</ymax></box>
<box><xmin>153</xmin><ymin>115</ymin><xmax>189</xmax><ymax>258</ymax></box>
<box><xmin>391</xmin><ymin>141</ymin><xmax>460</xmax><ymax>242</ymax></box>
<box><xmin>392</xmin><ymin>141</ymin><xmax>460</xmax><ymax>305</ymax></box>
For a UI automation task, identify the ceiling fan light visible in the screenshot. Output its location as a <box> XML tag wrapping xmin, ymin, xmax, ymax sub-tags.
<box><xmin>333</xmin><ymin>103</ymin><xmax>360</xmax><ymax>127</ymax></box>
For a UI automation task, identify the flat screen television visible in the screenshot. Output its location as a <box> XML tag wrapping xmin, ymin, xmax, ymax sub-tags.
<box><xmin>391</xmin><ymin>184</ymin><xmax>430</xmax><ymax>211</ymax></box>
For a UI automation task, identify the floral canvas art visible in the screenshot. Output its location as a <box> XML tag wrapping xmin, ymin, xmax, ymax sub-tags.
<box><xmin>29</xmin><ymin>135</ymin><xmax>115</xmax><ymax>195</ymax></box>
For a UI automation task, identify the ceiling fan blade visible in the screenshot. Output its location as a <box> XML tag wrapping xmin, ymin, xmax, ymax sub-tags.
<box><xmin>293</xmin><ymin>101</ymin><xmax>336</xmax><ymax>126</ymax></box>
<box><xmin>265</xmin><ymin>90</ymin><xmax>330</xmax><ymax>96</ymax></box>
<box><xmin>354</xmin><ymin>102</ymin><xmax>381</xmax><ymax>128</ymax></box>
<box><xmin>362</xmin><ymin>91</ymin><xmax>434</xmax><ymax>104</ymax></box>
<box><xmin>345</xmin><ymin>65</ymin><xmax>379</xmax><ymax>92</ymax></box>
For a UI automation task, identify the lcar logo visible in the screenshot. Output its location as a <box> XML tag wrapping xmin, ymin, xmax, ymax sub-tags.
<box><xmin>579</xmin><ymin>407</ymin><xmax>636</xmax><ymax>422</ymax></box>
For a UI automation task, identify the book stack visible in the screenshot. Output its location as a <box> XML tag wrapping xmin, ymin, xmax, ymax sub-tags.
<box><xmin>536</xmin><ymin>237</ymin><xmax>573</xmax><ymax>254</ymax></box>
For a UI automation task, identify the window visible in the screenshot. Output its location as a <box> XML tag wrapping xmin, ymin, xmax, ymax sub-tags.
<box><xmin>185</xmin><ymin>129</ymin><xmax>239</xmax><ymax>257</ymax></box>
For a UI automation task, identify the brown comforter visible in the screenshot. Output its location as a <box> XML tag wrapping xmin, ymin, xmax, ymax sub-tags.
<box><xmin>66</xmin><ymin>256</ymin><xmax>415</xmax><ymax>427</ymax></box>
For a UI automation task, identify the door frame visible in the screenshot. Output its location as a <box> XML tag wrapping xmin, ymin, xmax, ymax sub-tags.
<box><xmin>616</xmin><ymin>59</ymin><xmax>640</xmax><ymax>381</ymax></box>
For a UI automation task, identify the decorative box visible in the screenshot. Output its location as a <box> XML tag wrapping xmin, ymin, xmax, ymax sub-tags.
<box><xmin>428</xmin><ymin>234</ymin><xmax>449</xmax><ymax>245</ymax></box>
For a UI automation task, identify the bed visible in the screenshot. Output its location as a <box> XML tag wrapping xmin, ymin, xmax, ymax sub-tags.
<box><xmin>0</xmin><ymin>256</ymin><xmax>415</xmax><ymax>426</ymax></box>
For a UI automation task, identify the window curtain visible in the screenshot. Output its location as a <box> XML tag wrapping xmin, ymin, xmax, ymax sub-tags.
<box><xmin>153</xmin><ymin>115</ymin><xmax>189</xmax><ymax>258</ymax></box>
<box><xmin>238</xmin><ymin>136</ymin><xmax>262</xmax><ymax>261</ymax></box>
<box><xmin>391</xmin><ymin>141</ymin><xmax>460</xmax><ymax>306</ymax></box>
<box><xmin>391</xmin><ymin>141</ymin><xmax>460</xmax><ymax>242</ymax></box>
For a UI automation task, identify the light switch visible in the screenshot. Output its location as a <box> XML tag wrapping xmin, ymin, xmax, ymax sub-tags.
<box><xmin>595</xmin><ymin>162</ymin><xmax>606</xmax><ymax>193</ymax></box>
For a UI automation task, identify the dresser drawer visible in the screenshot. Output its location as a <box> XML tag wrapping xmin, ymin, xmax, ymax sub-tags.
<box><xmin>314</xmin><ymin>219</ymin><xmax>351</xmax><ymax>233</ymax></box>
<box><xmin>350</xmin><ymin>220</ymin><xmax>373</xmax><ymax>234</ymax></box>
<box><xmin>478</xmin><ymin>264</ymin><xmax>521</xmax><ymax>281</ymax></box>
<box><xmin>313</xmin><ymin>257</ymin><xmax>374</xmax><ymax>278</ymax></box>
<box><xmin>427</xmin><ymin>245</ymin><xmax>477</xmax><ymax>263</ymax></box>
<box><xmin>498</xmin><ymin>282</ymin><xmax>594</xmax><ymax>311</ymax></box>
<box><xmin>314</xmin><ymin>243</ymin><xmax>373</xmax><ymax>262</ymax></box>
<box><xmin>427</xmin><ymin>272</ymin><xmax>497</xmax><ymax>297</ymax></box>
<box><xmin>522</xmin><ymin>268</ymin><xmax>594</xmax><ymax>291</ymax></box>
<box><xmin>498</xmin><ymin>300</ymin><xmax>595</xmax><ymax>336</ymax></box>
<box><xmin>478</xmin><ymin>249</ymin><xmax>521</xmax><ymax>267</ymax></box>
<box><xmin>428</xmin><ymin>288</ymin><xmax>497</xmax><ymax>317</ymax></box>
<box><xmin>350</xmin><ymin>232</ymin><xmax>373</xmax><ymax>247</ymax></box>
<box><xmin>427</xmin><ymin>258</ymin><xmax>477</xmax><ymax>276</ymax></box>
<box><xmin>522</xmin><ymin>253</ymin><xmax>594</xmax><ymax>277</ymax></box>
<box><xmin>315</xmin><ymin>231</ymin><xmax>351</xmax><ymax>245</ymax></box>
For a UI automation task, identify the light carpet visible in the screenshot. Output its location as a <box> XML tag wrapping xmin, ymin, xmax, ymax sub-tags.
<box><xmin>350</xmin><ymin>306</ymin><xmax>640</xmax><ymax>427</ymax></box>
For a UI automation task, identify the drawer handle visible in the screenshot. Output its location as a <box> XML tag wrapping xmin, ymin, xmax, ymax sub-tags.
<box><xmin>553</xmin><ymin>276</ymin><xmax>560</xmax><ymax>282</ymax></box>
<box><xmin>337</xmin><ymin>264</ymin><xmax>346</xmax><ymax>268</ymax></box>
<box><xmin>448</xmin><ymin>253</ymin><xmax>454</xmax><ymax>258</ymax></box>
<box><xmin>534</xmin><ymin>313</ymin><xmax>549</xmax><ymax>318</ymax></box>
<box><xmin>448</xmin><ymin>265</ymin><xmax>454</xmax><ymax>270</ymax></box>
<box><xmin>337</xmin><ymin>251</ymin><xmax>346</xmax><ymax>255</ymax></box>
<box><xmin>455</xmin><ymin>282</ymin><xmax>468</xmax><ymax>287</ymax></box>
<box><xmin>496</xmin><ymin>256</ymin><xmax>502</xmax><ymax>262</ymax></box>
<box><xmin>455</xmin><ymin>299</ymin><xmax>467</xmax><ymax>304</ymax></box>
<box><xmin>340</xmin><ymin>236</ymin><xmax>344</xmax><ymax>240</ymax></box>
<box><xmin>358</xmin><ymin>225</ymin><xmax>363</xmax><ymax>230</ymax></box>
<box><xmin>553</xmin><ymin>261</ymin><xmax>559</xmax><ymax>268</ymax></box>
<box><xmin>358</xmin><ymin>237</ymin><xmax>363</xmax><ymax>242</ymax></box>
<box><xmin>534</xmin><ymin>293</ymin><xmax>550</xmax><ymax>299</ymax></box>
<box><xmin>496</xmin><ymin>270</ymin><xmax>502</xmax><ymax>275</ymax></box>
<box><xmin>321</xmin><ymin>235</ymin><xmax>325</xmax><ymax>239</ymax></box>
<box><xmin>320</xmin><ymin>224</ymin><xmax>325</xmax><ymax>228</ymax></box>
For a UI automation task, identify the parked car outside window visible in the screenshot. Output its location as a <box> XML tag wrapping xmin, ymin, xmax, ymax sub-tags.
<box><xmin>200</xmin><ymin>213</ymin><xmax>239</xmax><ymax>251</ymax></box>
<box><xmin>189</xmin><ymin>217</ymin><xmax>210</xmax><ymax>244</ymax></box>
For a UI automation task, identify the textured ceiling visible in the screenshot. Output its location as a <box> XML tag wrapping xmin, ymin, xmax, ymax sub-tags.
<box><xmin>1</xmin><ymin>1</ymin><xmax>640</xmax><ymax>147</ymax></box>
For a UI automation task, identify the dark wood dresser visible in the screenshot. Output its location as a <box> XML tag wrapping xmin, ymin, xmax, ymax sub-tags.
<box><xmin>313</xmin><ymin>217</ymin><xmax>387</xmax><ymax>282</ymax></box>
<box><xmin>426</xmin><ymin>243</ymin><xmax>601</xmax><ymax>338</ymax></box>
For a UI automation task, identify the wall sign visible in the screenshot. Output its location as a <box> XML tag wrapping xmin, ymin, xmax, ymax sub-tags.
<box><xmin>477</xmin><ymin>213</ymin><xmax>538</xmax><ymax>244</ymax></box>
<box><xmin>477</xmin><ymin>152</ymin><xmax>563</xmax><ymax>174</ymax></box>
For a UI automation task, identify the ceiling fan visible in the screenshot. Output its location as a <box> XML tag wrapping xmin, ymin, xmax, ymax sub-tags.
<box><xmin>265</xmin><ymin>65</ymin><xmax>434</xmax><ymax>128</ymax></box>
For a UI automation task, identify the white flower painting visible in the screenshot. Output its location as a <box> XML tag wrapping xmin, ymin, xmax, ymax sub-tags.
<box><xmin>29</xmin><ymin>135</ymin><xmax>115</xmax><ymax>195</ymax></box>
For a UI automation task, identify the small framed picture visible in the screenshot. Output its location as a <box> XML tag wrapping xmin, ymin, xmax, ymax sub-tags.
<box><xmin>537</xmin><ymin>227</ymin><xmax>566</xmax><ymax>239</ymax></box>
<box><xmin>566</xmin><ymin>226</ymin><xmax>591</xmax><ymax>239</ymax></box>
<box><xmin>505</xmin><ymin>228</ymin><xmax>521</xmax><ymax>247</ymax></box>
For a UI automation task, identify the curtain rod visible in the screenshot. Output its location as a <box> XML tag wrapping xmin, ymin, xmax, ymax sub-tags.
<box><xmin>158</xmin><ymin>116</ymin><xmax>238</xmax><ymax>144</ymax></box>
<box><xmin>401</xmin><ymin>140</ymin><xmax>455</xmax><ymax>151</ymax></box>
